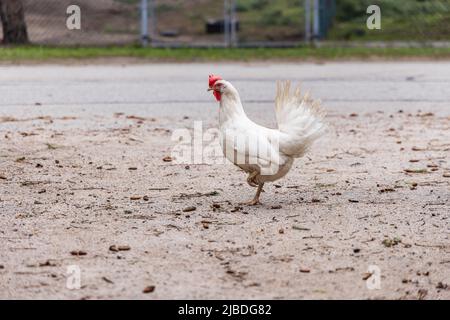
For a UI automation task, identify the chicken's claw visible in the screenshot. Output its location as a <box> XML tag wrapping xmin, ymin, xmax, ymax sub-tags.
<box><xmin>240</xmin><ymin>198</ymin><xmax>260</xmax><ymax>206</ymax></box>
<box><xmin>246</xmin><ymin>172</ymin><xmax>259</xmax><ymax>188</ymax></box>
<box><xmin>240</xmin><ymin>183</ymin><xmax>264</xmax><ymax>206</ymax></box>
<box><xmin>247</xmin><ymin>178</ymin><xmax>258</xmax><ymax>188</ymax></box>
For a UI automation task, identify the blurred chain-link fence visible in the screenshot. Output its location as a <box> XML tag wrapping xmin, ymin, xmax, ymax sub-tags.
<box><xmin>150</xmin><ymin>0</ymin><xmax>308</xmax><ymax>47</ymax></box>
<box><xmin>21</xmin><ymin>0</ymin><xmax>140</xmax><ymax>46</ymax></box>
<box><xmin>1</xmin><ymin>0</ymin><xmax>450</xmax><ymax>46</ymax></box>
<box><xmin>330</xmin><ymin>0</ymin><xmax>450</xmax><ymax>41</ymax></box>
<box><xmin>8</xmin><ymin>0</ymin><xmax>312</xmax><ymax>46</ymax></box>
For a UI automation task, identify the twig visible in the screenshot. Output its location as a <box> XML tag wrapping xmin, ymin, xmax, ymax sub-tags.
<box><xmin>414</xmin><ymin>242</ymin><xmax>448</xmax><ymax>249</ymax></box>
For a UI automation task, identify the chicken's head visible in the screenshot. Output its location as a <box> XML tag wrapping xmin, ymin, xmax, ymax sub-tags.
<box><xmin>208</xmin><ymin>74</ymin><xmax>223</xmax><ymax>101</ymax></box>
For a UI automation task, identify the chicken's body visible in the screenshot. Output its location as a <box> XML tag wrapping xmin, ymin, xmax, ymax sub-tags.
<box><xmin>209</xmin><ymin>76</ymin><xmax>326</xmax><ymax>205</ymax></box>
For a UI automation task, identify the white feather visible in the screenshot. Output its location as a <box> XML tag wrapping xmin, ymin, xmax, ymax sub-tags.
<box><xmin>275</xmin><ymin>81</ymin><xmax>326</xmax><ymax>157</ymax></box>
<box><xmin>216</xmin><ymin>79</ymin><xmax>326</xmax><ymax>183</ymax></box>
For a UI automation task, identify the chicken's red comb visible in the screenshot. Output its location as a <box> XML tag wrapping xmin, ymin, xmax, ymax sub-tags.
<box><xmin>209</xmin><ymin>74</ymin><xmax>222</xmax><ymax>87</ymax></box>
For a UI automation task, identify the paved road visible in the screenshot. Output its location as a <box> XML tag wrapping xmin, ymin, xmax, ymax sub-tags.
<box><xmin>1</xmin><ymin>62</ymin><xmax>449</xmax><ymax>124</ymax></box>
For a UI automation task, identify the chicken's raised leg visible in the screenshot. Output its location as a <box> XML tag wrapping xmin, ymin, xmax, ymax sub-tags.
<box><xmin>246</xmin><ymin>171</ymin><xmax>258</xmax><ymax>187</ymax></box>
<box><xmin>242</xmin><ymin>183</ymin><xmax>264</xmax><ymax>205</ymax></box>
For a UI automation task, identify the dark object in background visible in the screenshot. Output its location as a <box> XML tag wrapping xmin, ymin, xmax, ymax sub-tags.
<box><xmin>206</xmin><ymin>19</ymin><xmax>239</xmax><ymax>34</ymax></box>
<box><xmin>159</xmin><ymin>29</ymin><xmax>179</xmax><ymax>37</ymax></box>
<box><xmin>0</xmin><ymin>0</ymin><xmax>29</xmax><ymax>44</ymax></box>
<box><xmin>316</xmin><ymin>0</ymin><xmax>335</xmax><ymax>39</ymax></box>
<box><xmin>343</xmin><ymin>28</ymin><xmax>366</xmax><ymax>40</ymax></box>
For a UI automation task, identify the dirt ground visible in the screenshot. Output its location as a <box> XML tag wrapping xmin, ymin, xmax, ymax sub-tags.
<box><xmin>0</xmin><ymin>62</ymin><xmax>449</xmax><ymax>299</ymax></box>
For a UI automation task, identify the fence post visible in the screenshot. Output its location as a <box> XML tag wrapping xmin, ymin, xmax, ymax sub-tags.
<box><xmin>149</xmin><ymin>0</ymin><xmax>157</xmax><ymax>46</ymax></box>
<box><xmin>224</xmin><ymin>0</ymin><xmax>230</xmax><ymax>47</ymax></box>
<box><xmin>140</xmin><ymin>0</ymin><xmax>148</xmax><ymax>46</ymax></box>
<box><xmin>230</xmin><ymin>0</ymin><xmax>237</xmax><ymax>47</ymax></box>
<box><xmin>304</xmin><ymin>0</ymin><xmax>311</xmax><ymax>42</ymax></box>
<box><xmin>313</xmin><ymin>0</ymin><xmax>320</xmax><ymax>40</ymax></box>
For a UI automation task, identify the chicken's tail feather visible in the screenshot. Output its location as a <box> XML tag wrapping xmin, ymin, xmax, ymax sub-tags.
<box><xmin>275</xmin><ymin>80</ymin><xmax>327</xmax><ymax>158</ymax></box>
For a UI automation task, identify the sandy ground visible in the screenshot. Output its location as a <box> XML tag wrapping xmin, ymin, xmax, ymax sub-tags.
<box><xmin>0</xmin><ymin>62</ymin><xmax>449</xmax><ymax>300</ymax></box>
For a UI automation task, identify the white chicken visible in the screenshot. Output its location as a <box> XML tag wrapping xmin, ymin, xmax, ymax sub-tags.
<box><xmin>208</xmin><ymin>75</ymin><xmax>326</xmax><ymax>205</ymax></box>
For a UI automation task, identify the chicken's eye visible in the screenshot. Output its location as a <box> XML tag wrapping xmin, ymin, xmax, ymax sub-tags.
<box><xmin>217</xmin><ymin>84</ymin><xmax>226</xmax><ymax>90</ymax></box>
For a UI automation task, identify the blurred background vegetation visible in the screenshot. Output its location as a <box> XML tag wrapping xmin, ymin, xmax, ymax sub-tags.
<box><xmin>2</xmin><ymin>0</ymin><xmax>450</xmax><ymax>60</ymax></box>
<box><xmin>330</xmin><ymin>0</ymin><xmax>450</xmax><ymax>41</ymax></box>
<box><xmin>1</xmin><ymin>0</ymin><xmax>448</xmax><ymax>46</ymax></box>
<box><xmin>151</xmin><ymin>0</ymin><xmax>450</xmax><ymax>42</ymax></box>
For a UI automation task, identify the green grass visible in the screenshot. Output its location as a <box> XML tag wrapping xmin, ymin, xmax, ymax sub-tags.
<box><xmin>1</xmin><ymin>45</ymin><xmax>450</xmax><ymax>62</ymax></box>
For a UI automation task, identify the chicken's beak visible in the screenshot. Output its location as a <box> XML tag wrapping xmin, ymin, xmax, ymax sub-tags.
<box><xmin>207</xmin><ymin>87</ymin><xmax>213</xmax><ymax>91</ymax></box>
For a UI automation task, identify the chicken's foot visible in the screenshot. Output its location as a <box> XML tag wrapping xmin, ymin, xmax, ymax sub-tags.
<box><xmin>241</xmin><ymin>183</ymin><xmax>264</xmax><ymax>205</ymax></box>
<box><xmin>246</xmin><ymin>171</ymin><xmax>258</xmax><ymax>187</ymax></box>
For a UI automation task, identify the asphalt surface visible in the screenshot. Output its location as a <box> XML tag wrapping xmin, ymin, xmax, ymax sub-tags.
<box><xmin>1</xmin><ymin>62</ymin><xmax>449</xmax><ymax>125</ymax></box>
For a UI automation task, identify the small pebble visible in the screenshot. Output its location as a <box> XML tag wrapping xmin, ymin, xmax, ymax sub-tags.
<box><xmin>70</xmin><ymin>250</ymin><xmax>87</xmax><ymax>256</ymax></box>
<box><xmin>143</xmin><ymin>286</ymin><xmax>155</xmax><ymax>293</ymax></box>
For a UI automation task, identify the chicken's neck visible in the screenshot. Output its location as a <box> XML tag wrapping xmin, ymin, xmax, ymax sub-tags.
<box><xmin>219</xmin><ymin>92</ymin><xmax>247</xmax><ymax>125</ymax></box>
